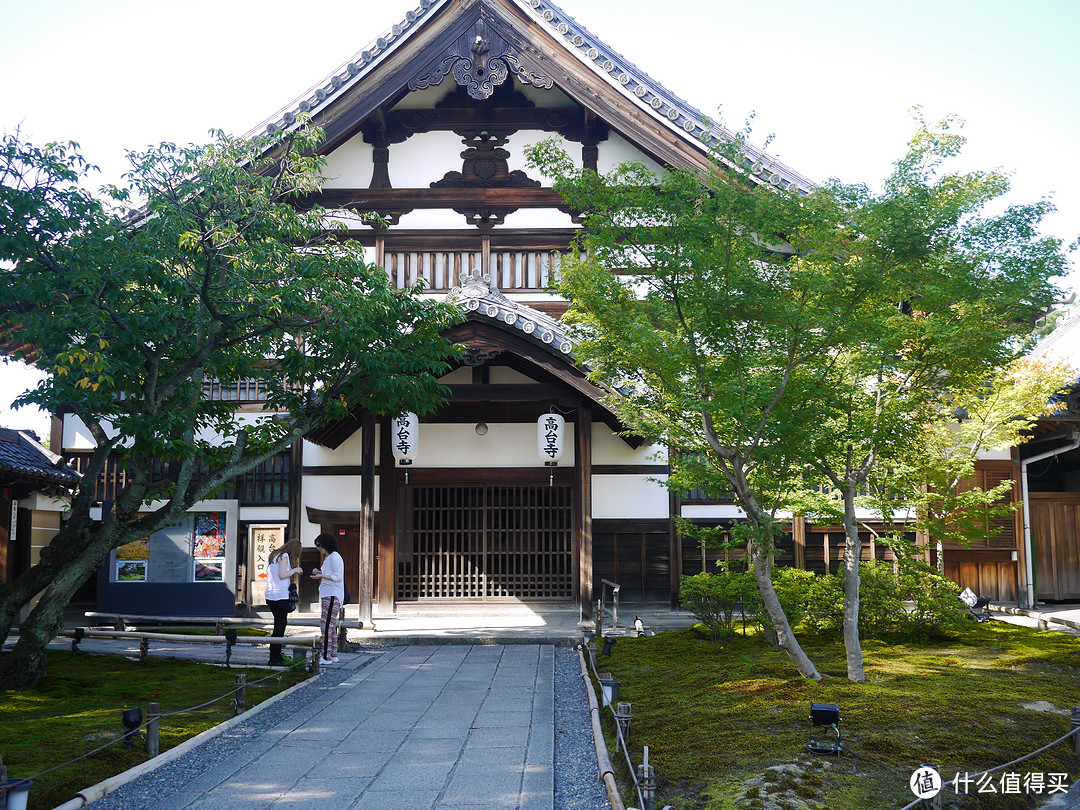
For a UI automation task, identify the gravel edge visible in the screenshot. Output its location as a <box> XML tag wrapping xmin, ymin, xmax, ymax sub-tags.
<box><xmin>83</xmin><ymin>646</ymin><xmax>612</xmax><ymax>810</ymax></box>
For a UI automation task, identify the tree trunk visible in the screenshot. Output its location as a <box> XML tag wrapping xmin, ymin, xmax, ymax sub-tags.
<box><xmin>0</xmin><ymin>559</ymin><xmax>60</xmax><ymax>648</ymax></box>
<box><xmin>0</xmin><ymin>521</ymin><xmax>92</xmax><ymax>647</ymax></box>
<box><xmin>750</xmin><ymin>540</ymin><xmax>822</xmax><ymax>680</ymax></box>
<box><xmin>841</xmin><ymin>487</ymin><xmax>866</xmax><ymax>682</ymax></box>
<box><xmin>0</xmin><ymin>529</ymin><xmax>120</xmax><ymax>690</ymax></box>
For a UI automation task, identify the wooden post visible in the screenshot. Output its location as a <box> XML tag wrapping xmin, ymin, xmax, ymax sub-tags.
<box><xmin>822</xmin><ymin>533</ymin><xmax>830</xmax><ymax>574</ymax></box>
<box><xmin>918</xmin><ymin>764</ymin><xmax>943</xmax><ymax>810</ymax></box>
<box><xmin>358</xmin><ymin>411</ymin><xmax>376</xmax><ymax>628</ymax></box>
<box><xmin>669</xmin><ymin>448</ymin><xmax>682</xmax><ymax>608</ymax></box>
<box><xmin>233</xmin><ymin>674</ymin><xmax>246</xmax><ymax>717</ymax></box>
<box><xmin>288</xmin><ymin>438</ymin><xmax>304</xmax><ymax>557</ymax></box>
<box><xmin>146</xmin><ymin>702</ymin><xmax>160</xmax><ymax>757</ymax></box>
<box><xmin>312</xmin><ymin>639</ymin><xmax>322</xmax><ymax>675</ymax></box>
<box><xmin>377</xmin><ymin>417</ymin><xmax>397</xmax><ymax>614</ymax></box>
<box><xmin>1072</xmin><ymin>706</ymin><xmax>1080</xmax><ymax>756</ymax></box>
<box><xmin>793</xmin><ymin>515</ymin><xmax>806</xmax><ymax>570</ymax></box>
<box><xmin>139</xmin><ymin>636</ymin><xmax>149</xmax><ymax>662</ymax></box>
<box><xmin>576</xmin><ymin>406</ymin><xmax>593</xmax><ymax>621</ymax></box>
<box><xmin>637</xmin><ymin>745</ymin><xmax>656</xmax><ymax>810</ymax></box>
<box><xmin>615</xmin><ymin>701</ymin><xmax>632</xmax><ymax>745</ymax></box>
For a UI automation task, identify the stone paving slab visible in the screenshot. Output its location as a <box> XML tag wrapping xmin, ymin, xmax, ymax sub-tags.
<box><xmin>145</xmin><ymin>644</ymin><xmax>558</xmax><ymax>810</ymax></box>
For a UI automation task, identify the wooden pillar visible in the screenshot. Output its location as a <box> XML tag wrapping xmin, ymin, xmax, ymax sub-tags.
<box><xmin>288</xmin><ymin>438</ymin><xmax>304</xmax><ymax>543</ymax></box>
<box><xmin>793</xmin><ymin>514</ymin><xmax>806</xmax><ymax>569</ymax></box>
<box><xmin>576</xmin><ymin>406</ymin><xmax>593</xmax><ymax>620</ymax></box>
<box><xmin>669</xmin><ymin>447</ymin><xmax>683</xmax><ymax>608</ymax></box>
<box><xmin>822</xmin><ymin>532</ymin><xmax>830</xmax><ymax>574</ymax></box>
<box><xmin>376</xmin><ymin>418</ymin><xmax>396</xmax><ymax>614</ymax></box>
<box><xmin>358</xmin><ymin>412</ymin><xmax>375</xmax><ymax>626</ymax></box>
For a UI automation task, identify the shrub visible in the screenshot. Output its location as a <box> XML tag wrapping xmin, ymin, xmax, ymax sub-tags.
<box><xmin>800</xmin><ymin>561</ymin><xmax>968</xmax><ymax>640</ymax></box>
<box><xmin>679</xmin><ymin>570</ymin><xmax>753</xmax><ymax>641</ymax></box>
<box><xmin>741</xmin><ymin>566</ymin><xmax>817</xmax><ymax>634</ymax></box>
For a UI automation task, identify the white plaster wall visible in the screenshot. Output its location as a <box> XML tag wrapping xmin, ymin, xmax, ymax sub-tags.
<box><xmin>514</xmin><ymin>81</ymin><xmax>574</xmax><ymax>108</ymax></box>
<box><xmin>419</xmin><ymin>422</ymin><xmax>575</xmax><ymax>467</ymax></box>
<box><xmin>499</xmin><ymin>208</ymin><xmax>578</xmax><ymax>229</ymax></box>
<box><xmin>978</xmin><ymin>448</ymin><xmax>1013</xmax><ymax>461</ymax></box>
<box><xmin>488</xmin><ymin>367</ymin><xmax>539</xmax><ymax>384</ymax></box>
<box><xmin>597</xmin><ymin>131</ymin><xmax>665</xmax><ymax>176</ymax></box>
<box><xmin>390</xmin><ymin>131</ymin><xmax>467</xmax><ymax>188</ymax></box>
<box><xmin>193</xmin><ymin>412</ymin><xmax>280</xmax><ymax>444</ymax></box>
<box><xmin>301</xmin><ymin>475</ymin><xmax>363</xmax><ymax>545</ymax></box>
<box><xmin>240</xmin><ymin>506</ymin><xmax>289</xmax><ymax>523</ymax></box>
<box><xmin>393</xmin><ymin>83</ymin><xmax>455</xmax><ymax>110</ymax></box>
<box><xmin>592</xmin><ymin>427</ymin><xmax>660</xmax><ymax>465</ymax></box>
<box><xmin>439</xmin><ymin>367</ymin><xmax>473</xmax><ymax>384</ymax></box>
<box><xmin>321</xmin><ymin>133</ymin><xmax>376</xmax><ymax>188</ymax></box>
<box><xmin>62</xmin><ymin>414</ymin><xmax>114</xmax><ymax>450</ymax></box>
<box><xmin>593</xmin><ymin>474</ymin><xmax>669</xmax><ymax>519</ymax></box>
<box><xmin>394</xmin><ymin>209</ymin><xmax>473</xmax><ymax>229</ymax></box>
<box><xmin>507</xmin><ymin>131</ymin><xmax>573</xmax><ymax>182</ymax></box>
<box><xmin>681</xmin><ymin>504</ymin><xmax>746</xmax><ymax>520</ymax></box>
<box><xmin>303</xmin><ymin>424</ymin><xmax>372</xmax><ymax>468</ymax></box>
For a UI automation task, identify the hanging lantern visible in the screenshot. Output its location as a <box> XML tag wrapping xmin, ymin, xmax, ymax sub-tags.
<box><xmin>391</xmin><ymin>412</ymin><xmax>419</xmax><ymax>482</ymax></box>
<box><xmin>537</xmin><ymin>412</ymin><xmax>564</xmax><ymax>486</ymax></box>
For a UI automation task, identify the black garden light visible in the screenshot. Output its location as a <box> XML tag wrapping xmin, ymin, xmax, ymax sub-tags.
<box><xmin>601</xmin><ymin>634</ymin><xmax>616</xmax><ymax>657</ymax></box>
<box><xmin>121</xmin><ymin>707</ymin><xmax>143</xmax><ymax>749</ymax></box>
<box><xmin>807</xmin><ymin>702</ymin><xmax>842</xmax><ymax>756</ymax></box>
<box><xmin>224</xmin><ymin>628</ymin><xmax>238</xmax><ymax>668</ymax></box>
<box><xmin>599</xmin><ymin>674</ymin><xmax>621</xmax><ymax>708</ymax></box>
<box><xmin>71</xmin><ymin>627</ymin><xmax>85</xmax><ymax>655</ymax></box>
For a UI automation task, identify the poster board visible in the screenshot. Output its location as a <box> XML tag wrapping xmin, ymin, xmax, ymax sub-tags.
<box><xmin>111</xmin><ymin>501</ymin><xmax>237</xmax><ymax>585</ymax></box>
<box><xmin>248</xmin><ymin>524</ymin><xmax>286</xmax><ymax>605</ymax></box>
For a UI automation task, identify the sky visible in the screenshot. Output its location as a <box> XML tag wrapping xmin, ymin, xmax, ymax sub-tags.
<box><xmin>1</xmin><ymin>0</ymin><xmax>1078</xmax><ymax>434</ymax></box>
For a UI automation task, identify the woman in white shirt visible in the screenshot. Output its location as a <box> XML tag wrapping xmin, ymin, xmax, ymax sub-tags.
<box><xmin>264</xmin><ymin>538</ymin><xmax>303</xmax><ymax>666</ymax></box>
<box><xmin>310</xmin><ymin>532</ymin><xmax>345</xmax><ymax>664</ymax></box>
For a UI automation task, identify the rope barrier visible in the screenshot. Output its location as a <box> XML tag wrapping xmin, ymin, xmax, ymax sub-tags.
<box><xmin>10</xmin><ymin>663</ymin><xmax>308</xmax><ymax>790</ymax></box>
<box><xmin>898</xmin><ymin>725</ymin><xmax>1080</xmax><ymax>809</ymax></box>
<box><xmin>582</xmin><ymin>638</ymin><xmax>649</xmax><ymax>810</ymax></box>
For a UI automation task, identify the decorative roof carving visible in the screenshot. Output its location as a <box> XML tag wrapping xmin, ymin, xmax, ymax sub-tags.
<box><xmin>252</xmin><ymin>0</ymin><xmax>815</xmax><ymax>194</ymax></box>
<box><xmin>446</xmin><ymin>270</ymin><xmax>575</xmax><ymax>355</ymax></box>
<box><xmin>432</xmin><ymin>131</ymin><xmax>541</xmax><ymax>190</ymax></box>
<box><xmin>411</xmin><ymin>17</ymin><xmax>554</xmax><ymax>101</ymax></box>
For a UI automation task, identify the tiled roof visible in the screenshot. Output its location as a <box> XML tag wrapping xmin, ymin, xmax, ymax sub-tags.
<box><xmin>0</xmin><ymin>428</ymin><xmax>81</xmax><ymax>487</ymax></box>
<box><xmin>251</xmin><ymin>0</ymin><xmax>815</xmax><ymax>194</ymax></box>
<box><xmin>446</xmin><ymin>270</ymin><xmax>575</xmax><ymax>355</ymax></box>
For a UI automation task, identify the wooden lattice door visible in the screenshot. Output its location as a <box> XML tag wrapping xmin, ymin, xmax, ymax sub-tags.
<box><xmin>397</xmin><ymin>484</ymin><xmax>573</xmax><ymax>600</ymax></box>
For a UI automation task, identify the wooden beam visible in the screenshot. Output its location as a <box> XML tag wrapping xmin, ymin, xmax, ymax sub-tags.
<box><xmin>302</xmin><ymin>187</ymin><xmax>567</xmax><ymax>211</ymax></box>
<box><xmin>444</xmin><ymin>383</ymin><xmax>569</xmax><ymax>402</ymax></box>
<box><xmin>387</xmin><ymin>467</ymin><xmax>573</xmax><ymax>486</ymax></box>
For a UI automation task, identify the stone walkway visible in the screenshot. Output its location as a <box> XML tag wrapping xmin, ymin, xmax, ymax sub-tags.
<box><xmin>139</xmin><ymin>644</ymin><xmax>555</xmax><ymax>810</ymax></box>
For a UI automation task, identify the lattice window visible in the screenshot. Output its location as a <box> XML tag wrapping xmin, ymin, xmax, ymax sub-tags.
<box><xmin>397</xmin><ymin>484</ymin><xmax>573</xmax><ymax>600</ymax></box>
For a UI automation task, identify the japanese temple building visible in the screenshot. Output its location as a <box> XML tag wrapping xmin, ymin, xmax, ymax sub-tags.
<box><xmin>37</xmin><ymin>0</ymin><xmax>1066</xmax><ymax>620</ymax></box>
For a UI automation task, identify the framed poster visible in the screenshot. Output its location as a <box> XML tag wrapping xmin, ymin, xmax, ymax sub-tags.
<box><xmin>249</xmin><ymin>524</ymin><xmax>286</xmax><ymax>605</ymax></box>
<box><xmin>116</xmin><ymin>560</ymin><xmax>147</xmax><ymax>582</ymax></box>
<box><xmin>193</xmin><ymin>511</ymin><xmax>227</xmax><ymax>582</ymax></box>
<box><xmin>114</xmin><ymin>536</ymin><xmax>150</xmax><ymax>583</ymax></box>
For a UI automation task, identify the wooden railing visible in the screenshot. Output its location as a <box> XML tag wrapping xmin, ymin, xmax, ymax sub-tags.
<box><xmin>384</xmin><ymin>248</ymin><xmax>571</xmax><ymax>291</ymax></box>
<box><xmin>66</xmin><ymin>451</ymin><xmax>290</xmax><ymax>506</ymax></box>
<box><xmin>202</xmin><ymin>378</ymin><xmax>269</xmax><ymax>403</ymax></box>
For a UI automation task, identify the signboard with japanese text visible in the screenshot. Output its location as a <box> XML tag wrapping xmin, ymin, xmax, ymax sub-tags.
<box><xmin>249</xmin><ymin>524</ymin><xmax>285</xmax><ymax>605</ymax></box>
